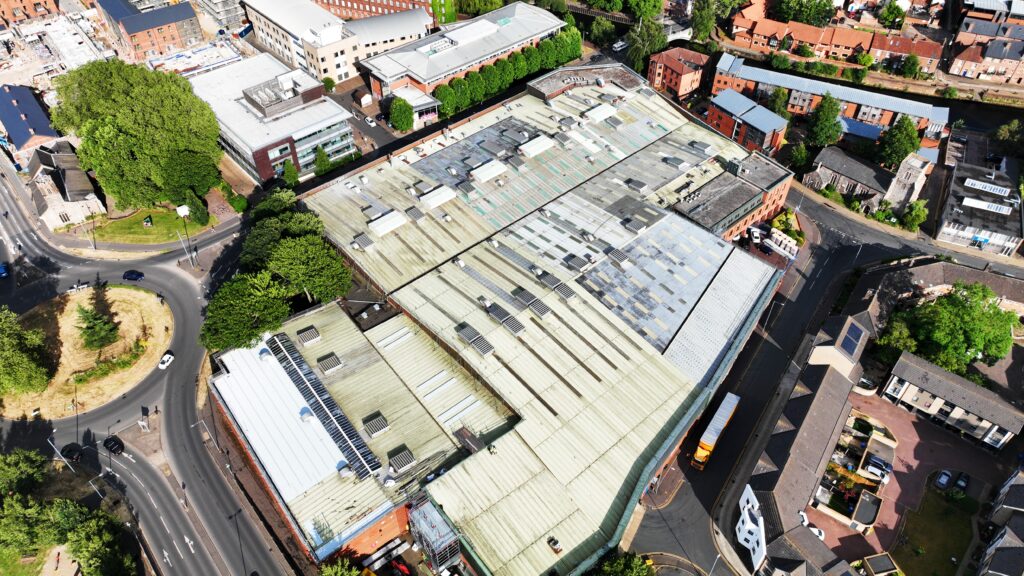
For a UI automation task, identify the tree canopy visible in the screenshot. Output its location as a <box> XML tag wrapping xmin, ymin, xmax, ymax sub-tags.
<box><xmin>626</xmin><ymin>18</ymin><xmax>667</xmax><ymax>72</ymax></box>
<box><xmin>807</xmin><ymin>93</ymin><xmax>842</xmax><ymax>148</ymax></box>
<box><xmin>282</xmin><ymin>159</ymin><xmax>299</xmax><ymax>187</ymax></box>
<box><xmin>774</xmin><ymin>0</ymin><xmax>834</xmax><ymax>26</ymax></box>
<box><xmin>590</xmin><ymin>16</ymin><xmax>617</xmax><ymax>47</ymax></box>
<box><xmin>878</xmin><ymin>281</ymin><xmax>1021</xmax><ymax>376</ymax></box>
<box><xmin>899</xmin><ymin>199</ymin><xmax>928</xmax><ymax>232</ymax></box>
<box><xmin>767</xmin><ymin>87</ymin><xmax>791</xmax><ymax>120</ymax></box>
<box><xmin>456</xmin><ymin>0</ymin><xmax>502</xmax><ymax>15</ymax></box>
<box><xmin>0</xmin><ymin>449</ymin><xmax>46</xmax><ymax>495</ymax></box>
<box><xmin>691</xmin><ymin>0</ymin><xmax>715</xmax><ymax>42</ymax></box>
<box><xmin>993</xmin><ymin>119</ymin><xmax>1024</xmax><ymax>157</ymax></box>
<box><xmin>878</xmin><ymin>2</ymin><xmax>905</xmax><ymax>28</ymax></box>
<box><xmin>0</xmin><ymin>306</ymin><xmax>49</xmax><ymax>396</ymax></box>
<box><xmin>76</xmin><ymin>305</ymin><xmax>119</xmax><ymax>350</ymax></box>
<box><xmin>877</xmin><ymin>115</ymin><xmax>921</xmax><ymax>168</ymax></box>
<box><xmin>598</xmin><ymin>552</ymin><xmax>654</xmax><ymax>576</ymax></box>
<box><xmin>321</xmin><ymin>558</ymin><xmax>361</xmax><ymax>576</ymax></box>
<box><xmin>268</xmin><ymin>235</ymin><xmax>352</xmax><ymax>303</ymax></box>
<box><xmin>52</xmin><ymin>60</ymin><xmax>221</xmax><ymax>218</ymax></box>
<box><xmin>389</xmin><ymin>97</ymin><xmax>414</xmax><ymax>132</ymax></box>
<box><xmin>199</xmin><ymin>271</ymin><xmax>292</xmax><ymax>350</ymax></box>
<box><xmin>901</xmin><ymin>54</ymin><xmax>921</xmax><ymax>79</ymax></box>
<box><xmin>626</xmin><ymin>0</ymin><xmax>661</xmax><ymax>19</ymax></box>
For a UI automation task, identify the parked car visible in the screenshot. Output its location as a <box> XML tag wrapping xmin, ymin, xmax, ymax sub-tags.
<box><xmin>122</xmin><ymin>270</ymin><xmax>144</xmax><ymax>281</ymax></box>
<box><xmin>866</xmin><ymin>454</ymin><xmax>893</xmax><ymax>472</ymax></box>
<box><xmin>60</xmin><ymin>443</ymin><xmax>83</xmax><ymax>462</ymax></box>
<box><xmin>375</xmin><ymin>113</ymin><xmax>385</xmax><ymax>122</ymax></box>
<box><xmin>808</xmin><ymin>526</ymin><xmax>825</xmax><ymax>541</ymax></box>
<box><xmin>865</xmin><ymin>464</ymin><xmax>890</xmax><ymax>484</ymax></box>
<box><xmin>955</xmin><ymin>472</ymin><xmax>970</xmax><ymax>491</ymax></box>
<box><xmin>612</xmin><ymin>39</ymin><xmax>629</xmax><ymax>52</ymax></box>
<box><xmin>364</xmin><ymin>117</ymin><xmax>377</xmax><ymax>127</ymax></box>
<box><xmin>0</xmin><ymin>262</ymin><xmax>9</xmax><ymax>279</ymax></box>
<box><xmin>934</xmin><ymin>470</ymin><xmax>953</xmax><ymax>490</ymax></box>
<box><xmin>158</xmin><ymin>351</ymin><xmax>175</xmax><ymax>370</ymax></box>
<box><xmin>103</xmin><ymin>435</ymin><xmax>124</xmax><ymax>455</ymax></box>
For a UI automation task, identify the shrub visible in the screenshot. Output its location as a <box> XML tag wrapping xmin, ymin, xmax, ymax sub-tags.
<box><xmin>227</xmin><ymin>194</ymin><xmax>248</xmax><ymax>213</ymax></box>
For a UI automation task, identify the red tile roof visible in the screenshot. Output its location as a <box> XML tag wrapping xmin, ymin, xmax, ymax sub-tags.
<box><xmin>649</xmin><ymin>47</ymin><xmax>710</xmax><ymax>76</ymax></box>
<box><xmin>823</xmin><ymin>27</ymin><xmax>873</xmax><ymax>50</ymax></box>
<box><xmin>955</xmin><ymin>44</ymin><xmax>984</xmax><ymax>63</ymax></box>
<box><xmin>788</xmin><ymin>21</ymin><xmax>825</xmax><ymax>45</ymax></box>
<box><xmin>870</xmin><ymin>34</ymin><xmax>942</xmax><ymax>59</ymax></box>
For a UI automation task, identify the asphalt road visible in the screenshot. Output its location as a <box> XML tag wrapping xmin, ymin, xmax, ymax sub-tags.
<box><xmin>630</xmin><ymin>186</ymin><xmax>1024</xmax><ymax>574</ymax></box>
<box><xmin>0</xmin><ymin>154</ymin><xmax>285</xmax><ymax>576</ymax></box>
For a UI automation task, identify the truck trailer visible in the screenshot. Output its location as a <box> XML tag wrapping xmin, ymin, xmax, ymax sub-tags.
<box><xmin>690</xmin><ymin>393</ymin><xmax>740</xmax><ymax>470</ymax></box>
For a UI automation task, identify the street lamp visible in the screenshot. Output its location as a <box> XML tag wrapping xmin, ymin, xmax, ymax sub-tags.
<box><xmin>176</xmin><ymin>205</ymin><xmax>197</xmax><ymax>269</ymax></box>
<box><xmin>47</xmin><ymin>430</ymin><xmax>75</xmax><ymax>473</ymax></box>
<box><xmin>190</xmin><ymin>419</ymin><xmax>221</xmax><ymax>452</ymax></box>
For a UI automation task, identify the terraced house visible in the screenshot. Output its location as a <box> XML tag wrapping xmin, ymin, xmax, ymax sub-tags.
<box><xmin>95</xmin><ymin>0</ymin><xmax>202</xmax><ymax>63</ymax></box>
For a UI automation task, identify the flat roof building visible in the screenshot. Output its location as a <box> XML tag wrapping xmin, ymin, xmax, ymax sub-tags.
<box><xmin>362</xmin><ymin>2</ymin><xmax>565</xmax><ymax>100</ymax></box>
<box><xmin>243</xmin><ymin>0</ymin><xmax>431</xmax><ymax>87</ymax></box>
<box><xmin>147</xmin><ymin>40</ymin><xmax>242</xmax><ymax>78</ymax></box>
<box><xmin>95</xmin><ymin>0</ymin><xmax>202</xmax><ymax>63</ymax></box>
<box><xmin>937</xmin><ymin>162</ymin><xmax>1023</xmax><ymax>256</ymax></box>
<box><xmin>286</xmin><ymin>64</ymin><xmax>784</xmax><ymax>575</ymax></box>
<box><xmin>189</xmin><ymin>54</ymin><xmax>355</xmax><ymax>182</ymax></box>
<box><xmin>313</xmin><ymin>0</ymin><xmax>449</xmax><ymax>27</ymax></box>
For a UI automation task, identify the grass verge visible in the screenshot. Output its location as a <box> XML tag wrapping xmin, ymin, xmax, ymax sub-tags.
<box><xmin>91</xmin><ymin>209</ymin><xmax>217</xmax><ymax>245</ymax></box>
<box><xmin>891</xmin><ymin>490</ymin><xmax>978</xmax><ymax>576</ymax></box>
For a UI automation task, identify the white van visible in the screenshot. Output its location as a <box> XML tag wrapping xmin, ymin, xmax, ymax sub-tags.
<box><xmin>612</xmin><ymin>40</ymin><xmax>629</xmax><ymax>52</ymax></box>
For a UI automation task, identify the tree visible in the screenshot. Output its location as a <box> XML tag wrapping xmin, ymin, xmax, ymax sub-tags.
<box><xmin>282</xmin><ymin>159</ymin><xmax>299</xmax><ymax>187</ymax></box>
<box><xmin>495</xmin><ymin>58</ymin><xmax>514</xmax><ymax>90</ymax></box>
<box><xmin>0</xmin><ymin>495</ymin><xmax>43</xmax><ymax>553</ymax></box>
<box><xmin>853</xmin><ymin>52</ymin><xmax>874</xmax><ymax>67</ymax></box>
<box><xmin>588</xmin><ymin>0</ymin><xmax>623</xmax><ymax>11</ymax></box>
<box><xmin>52</xmin><ymin>60</ymin><xmax>221</xmax><ymax>211</ymax></box>
<box><xmin>901</xmin><ymin>54</ymin><xmax>920</xmax><ymax>79</ymax></box>
<box><xmin>322</xmin><ymin>77</ymin><xmax>336</xmax><ymax>93</ymax></box>
<box><xmin>879</xmin><ymin>282</ymin><xmax>1021</xmax><ymax>375</ymax></box>
<box><xmin>789</xmin><ymin>142</ymin><xmax>810</xmax><ymax>171</ymax></box>
<box><xmin>691</xmin><ymin>0</ymin><xmax>715</xmax><ymax>42</ymax></box>
<box><xmin>466</xmin><ymin>71</ymin><xmax>486</xmax><ymax>102</ymax></box>
<box><xmin>0</xmin><ymin>306</ymin><xmax>48</xmax><ymax>396</ymax></box>
<box><xmin>523</xmin><ymin>46</ymin><xmax>542</xmax><ymax>74</ymax></box>
<box><xmin>938</xmin><ymin>86</ymin><xmax>958</xmax><ymax>98</ymax></box>
<box><xmin>389</xmin><ymin>97</ymin><xmax>414</xmax><ymax>132</ymax></box>
<box><xmin>322</xmin><ymin>558</ymin><xmax>361</xmax><ymax>576</ymax></box>
<box><xmin>794</xmin><ymin>43</ymin><xmax>815</xmax><ymax>58</ymax></box>
<box><xmin>76</xmin><ymin>305</ymin><xmax>119</xmax><ymax>350</ymax></box>
<box><xmin>625</xmin><ymin>18</ymin><xmax>667</xmax><ymax>72</ymax></box>
<box><xmin>480</xmin><ymin>64</ymin><xmax>501</xmax><ymax>96</ymax></box>
<box><xmin>433</xmin><ymin>84</ymin><xmax>457</xmax><ymax>118</ymax></box>
<box><xmin>252</xmin><ymin>189</ymin><xmax>297</xmax><ymax>221</ymax></box>
<box><xmin>591</xmin><ymin>16</ymin><xmax>617</xmax><ymax>46</ymax></box>
<box><xmin>598</xmin><ymin>552</ymin><xmax>653</xmax><ymax>576</ymax></box>
<box><xmin>66</xmin><ymin>514</ymin><xmax>136</xmax><ymax>576</ymax></box>
<box><xmin>200</xmin><ymin>271</ymin><xmax>291</xmax><ymax>350</ymax></box>
<box><xmin>767</xmin><ymin>87</ymin><xmax>791</xmax><ymax>120</ymax></box>
<box><xmin>993</xmin><ymin>119</ymin><xmax>1024</xmax><ymax>156</ymax></box>
<box><xmin>900</xmin><ymin>199</ymin><xmax>928</xmax><ymax>231</ymax></box>
<box><xmin>538</xmin><ymin>38</ymin><xmax>559</xmax><ymax>69</ymax></box>
<box><xmin>768</xmin><ymin>52</ymin><xmax>791</xmax><ymax>70</ymax></box>
<box><xmin>561</xmin><ymin>10</ymin><xmax>574</xmax><ymax>26</ymax></box>
<box><xmin>268</xmin><ymin>235</ymin><xmax>352</xmax><ymax>302</ymax></box>
<box><xmin>842</xmin><ymin>67</ymin><xmax>868</xmax><ymax>83</ymax></box>
<box><xmin>878</xmin><ymin>2</ymin><xmax>905</xmax><ymax>29</ymax></box>
<box><xmin>807</xmin><ymin>93</ymin><xmax>842</xmax><ymax>148</ymax></box>
<box><xmin>626</xmin><ymin>0</ymin><xmax>661</xmax><ymax>19</ymax></box>
<box><xmin>314</xmin><ymin>146</ymin><xmax>332</xmax><ymax>177</ymax></box>
<box><xmin>510</xmin><ymin>52</ymin><xmax>528</xmax><ymax>79</ymax></box>
<box><xmin>0</xmin><ymin>448</ymin><xmax>46</xmax><ymax>495</ymax></box>
<box><xmin>456</xmin><ymin>0</ymin><xmax>501</xmax><ymax>15</ymax></box>
<box><xmin>877</xmin><ymin>115</ymin><xmax>921</xmax><ymax>168</ymax></box>
<box><xmin>450</xmin><ymin>77</ymin><xmax>472</xmax><ymax>111</ymax></box>
<box><xmin>41</xmin><ymin>499</ymin><xmax>90</xmax><ymax>544</ymax></box>
<box><xmin>775</xmin><ymin>0</ymin><xmax>834</xmax><ymax>26</ymax></box>
<box><xmin>878</xmin><ymin>115</ymin><xmax>921</xmax><ymax>168</ymax></box>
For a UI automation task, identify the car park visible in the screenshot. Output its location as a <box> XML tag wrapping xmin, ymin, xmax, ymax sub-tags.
<box><xmin>122</xmin><ymin>270</ymin><xmax>144</xmax><ymax>281</ymax></box>
<box><xmin>955</xmin><ymin>472</ymin><xmax>969</xmax><ymax>491</ymax></box>
<box><xmin>934</xmin><ymin>470</ymin><xmax>952</xmax><ymax>489</ymax></box>
<box><xmin>103</xmin><ymin>435</ymin><xmax>124</xmax><ymax>455</ymax></box>
<box><xmin>158</xmin><ymin>351</ymin><xmax>175</xmax><ymax>370</ymax></box>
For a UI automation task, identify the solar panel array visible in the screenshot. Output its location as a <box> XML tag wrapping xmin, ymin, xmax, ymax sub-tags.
<box><xmin>965</xmin><ymin>178</ymin><xmax>1011</xmax><ymax>197</ymax></box>
<box><xmin>267</xmin><ymin>334</ymin><xmax>382</xmax><ymax>479</ymax></box>
<box><xmin>839</xmin><ymin>322</ymin><xmax>863</xmax><ymax>357</ymax></box>
<box><xmin>963</xmin><ymin>197</ymin><xmax>1013</xmax><ymax>215</ymax></box>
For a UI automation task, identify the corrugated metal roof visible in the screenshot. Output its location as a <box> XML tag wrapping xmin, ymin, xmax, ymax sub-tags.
<box><xmin>740</xmin><ymin>105</ymin><xmax>787</xmax><ymax>135</ymax></box>
<box><xmin>711</xmin><ymin>88</ymin><xmax>756</xmax><ymax>117</ymax></box>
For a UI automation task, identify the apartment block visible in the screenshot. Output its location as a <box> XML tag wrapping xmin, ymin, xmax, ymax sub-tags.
<box><xmin>95</xmin><ymin>0</ymin><xmax>203</xmax><ymax>63</ymax></box>
<box><xmin>0</xmin><ymin>0</ymin><xmax>57</xmax><ymax>25</ymax></box>
<box><xmin>706</xmin><ymin>88</ymin><xmax>787</xmax><ymax>155</ymax></box>
<box><xmin>647</xmin><ymin>47</ymin><xmax>709</xmax><ymax>99</ymax></box>
<box><xmin>937</xmin><ymin>161</ymin><xmax>1023</xmax><ymax>255</ymax></box>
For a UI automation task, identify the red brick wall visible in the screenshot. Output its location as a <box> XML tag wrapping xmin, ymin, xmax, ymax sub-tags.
<box><xmin>313</xmin><ymin>0</ymin><xmax>438</xmax><ymax>26</ymax></box>
<box><xmin>0</xmin><ymin>0</ymin><xmax>56</xmax><ymax>23</ymax></box>
<box><xmin>343</xmin><ymin>506</ymin><xmax>410</xmax><ymax>557</ymax></box>
<box><xmin>706</xmin><ymin>104</ymin><xmax>738</xmax><ymax>140</ymax></box>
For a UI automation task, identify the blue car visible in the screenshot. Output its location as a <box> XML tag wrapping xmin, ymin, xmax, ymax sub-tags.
<box><xmin>122</xmin><ymin>270</ymin><xmax>144</xmax><ymax>281</ymax></box>
<box><xmin>0</xmin><ymin>262</ymin><xmax>9</xmax><ymax>279</ymax></box>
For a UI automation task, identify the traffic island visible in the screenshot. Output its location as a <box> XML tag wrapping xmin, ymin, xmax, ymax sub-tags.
<box><xmin>3</xmin><ymin>286</ymin><xmax>174</xmax><ymax>419</ymax></box>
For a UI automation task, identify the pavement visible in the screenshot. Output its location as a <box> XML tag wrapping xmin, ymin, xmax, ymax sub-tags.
<box><xmin>0</xmin><ymin>151</ymin><xmax>288</xmax><ymax>576</ymax></box>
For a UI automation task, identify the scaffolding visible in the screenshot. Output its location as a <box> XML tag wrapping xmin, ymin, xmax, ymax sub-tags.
<box><xmin>409</xmin><ymin>499</ymin><xmax>460</xmax><ymax>572</ymax></box>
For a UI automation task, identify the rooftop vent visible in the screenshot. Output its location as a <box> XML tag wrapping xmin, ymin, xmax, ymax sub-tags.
<box><xmin>389</xmin><ymin>447</ymin><xmax>417</xmax><ymax>475</ymax></box>
<box><xmin>297</xmin><ymin>326</ymin><xmax>320</xmax><ymax>346</ymax></box>
<box><xmin>317</xmin><ymin>352</ymin><xmax>344</xmax><ymax>375</ymax></box>
<box><xmin>363</xmin><ymin>412</ymin><xmax>390</xmax><ymax>438</ymax></box>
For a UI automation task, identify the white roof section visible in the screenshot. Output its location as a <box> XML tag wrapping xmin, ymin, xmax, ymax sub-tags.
<box><xmin>698</xmin><ymin>393</ymin><xmax>740</xmax><ymax>447</ymax></box>
<box><xmin>189</xmin><ymin>54</ymin><xmax>352</xmax><ymax>156</ymax></box>
<box><xmin>470</xmin><ymin>159</ymin><xmax>507</xmax><ymax>182</ymax></box>
<box><xmin>345</xmin><ymin>9</ymin><xmax>432</xmax><ymax>46</ymax></box>
<box><xmin>242</xmin><ymin>0</ymin><xmax>340</xmax><ymax>40</ymax></box>
<box><xmin>964</xmin><ymin>196</ymin><xmax>1014</xmax><ymax>214</ymax></box>
<box><xmin>518</xmin><ymin>134</ymin><xmax>554</xmax><ymax>157</ymax></box>
<box><xmin>361</xmin><ymin>2</ymin><xmax>565</xmax><ymax>85</ymax></box>
<box><xmin>391</xmin><ymin>84</ymin><xmax>441</xmax><ymax>110</ymax></box>
<box><xmin>213</xmin><ymin>341</ymin><xmax>346</xmax><ymax>503</ymax></box>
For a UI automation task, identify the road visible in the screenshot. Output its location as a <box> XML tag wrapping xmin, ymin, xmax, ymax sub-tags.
<box><xmin>629</xmin><ymin>186</ymin><xmax>1024</xmax><ymax>574</ymax></box>
<box><xmin>0</xmin><ymin>153</ymin><xmax>285</xmax><ymax>576</ymax></box>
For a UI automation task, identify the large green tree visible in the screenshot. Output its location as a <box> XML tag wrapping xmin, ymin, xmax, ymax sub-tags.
<box><xmin>878</xmin><ymin>2</ymin><xmax>905</xmax><ymax>28</ymax></box>
<box><xmin>877</xmin><ymin>115</ymin><xmax>921</xmax><ymax>168</ymax></box>
<box><xmin>52</xmin><ymin>60</ymin><xmax>221</xmax><ymax>216</ymax></box>
<box><xmin>240</xmin><ymin>212</ymin><xmax>324</xmax><ymax>271</ymax></box>
<box><xmin>76</xmin><ymin>305</ymin><xmax>119</xmax><ymax>350</ymax></box>
<box><xmin>626</xmin><ymin>0</ymin><xmax>661</xmax><ymax>19</ymax></box>
<box><xmin>199</xmin><ymin>271</ymin><xmax>292</xmax><ymax>350</ymax></box>
<box><xmin>879</xmin><ymin>282</ymin><xmax>1021</xmax><ymax>376</ymax></box>
<box><xmin>0</xmin><ymin>495</ymin><xmax>43</xmax><ymax>553</ymax></box>
<box><xmin>626</xmin><ymin>18</ymin><xmax>667</xmax><ymax>72</ymax></box>
<box><xmin>767</xmin><ymin>87</ymin><xmax>791</xmax><ymax>120</ymax></box>
<box><xmin>591</xmin><ymin>16</ymin><xmax>618</xmax><ymax>46</ymax></box>
<box><xmin>0</xmin><ymin>306</ymin><xmax>49</xmax><ymax>396</ymax></box>
<box><xmin>322</xmin><ymin>558</ymin><xmax>361</xmax><ymax>576</ymax></box>
<box><xmin>456</xmin><ymin>0</ymin><xmax>501</xmax><ymax>15</ymax></box>
<box><xmin>901</xmin><ymin>54</ymin><xmax>921</xmax><ymax>78</ymax></box>
<box><xmin>66</xmin><ymin>514</ymin><xmax>136</xmax><ymax>576</ymax></box>
<box><xmin>598</xmin><ymin>552</ymin><xmax>653</xmax><ymax>576</ymax></box>
<box><xmin>0</xmin><ymin>448</ymin><xmax>46</xmax><ymax>495</ymax></box>
<box><xmin>691</xmin><ymin>0</ymin><xmax>715</xmax><ymax>42</ymax></box>
<box><xmin>899</xmin><ymin>199</ymin><xmax>928</xmax><ymax>231</ymax></box>
<box><xmin>269</xmin><ymin>235</ymin><xmax>352</xmax><ymax>303</ymax></box>
<box><xmin>588</xmin><ymin>0</ymin><xmax>624</xmax><ymax>12</ymax></box>
<box><xmin>41</xmin><ymin>499</ymin><xmax>91</xmax><ymax>544</ymax></box>
<box><xmin>433</xmin><ymin>84</ymin><xmax>457</xmax><ymax>118</ymax></box>
<box><xmin>389</xmin><ymin>97</ymin><xmax>414</xmax><ymax>132</ymax></box>
<box><xmin>807</xmin><ymin>93</ymin><xmax>842</xmax><ymax>148</ymax></box>
<box><xmin>993</xmin><ymin>119</ymin><xmax>1024</xmax><ymax>156</ymax></box>
<box><xmin>774</xmin><ymin>0</ymin><xmax>834</xmax><ymax>26</ymax></box>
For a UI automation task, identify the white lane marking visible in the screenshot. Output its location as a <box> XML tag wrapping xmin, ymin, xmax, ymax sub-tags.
<box><xmin>184</xmin><ymin>536</ymin><xmax>195</xmax><ymax>554</ymax></box>
<box><xmin>163</xmin><ymin>549</ymin><xmax>173</xmax><ymax>567</ymax></box>
<box><xmin>160</xmin><ymin>515</ymin><xmax>171</xmax><ymax>534</ymax></box>
<box><xmin>174</xmin><ymin>541</ymin><xmax>183</xmax><ymax>558</ymax></box>
<box><xmin>148</xmin><ymin>492</ymin><xmax>157</xmax><ymax>507</ymax></box>
<box><xmin>123</xmin><ymin>453</ymin><xmax>136</xmax><ymax>463</ymax></box>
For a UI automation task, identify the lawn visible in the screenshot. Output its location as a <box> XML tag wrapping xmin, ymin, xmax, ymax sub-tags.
<box><xmin>432</xmin><ymin>0</ymin><xmax>456</xmax><ymax>23</ymax></box>
<box><xmin>891</xmin><ymin>490</ymin><xmax>979</xmax><ymax>576</ymax></box>
<box><xmin>90</xmin><ymin>209</ymin><xmax>217</xmax><ymax>245</ymax></box>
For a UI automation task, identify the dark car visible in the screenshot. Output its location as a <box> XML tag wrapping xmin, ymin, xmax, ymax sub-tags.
<box><xmin>866</xmin><ymin>454</ymin><xmax>893</xmax><ymax>472</ymax></box>
<box><xmin>60</xmin><ymin>442</ymin><xmax>83</xmax><ymax>462</ymax></box>
<box><xmin>103</xmin><ymin>435</ymin><xmax>125</xmax><ymax>455</ymax></box>
<box><xmin>0</xmin><ymin>262</ymin><xmax>9</xmax><ymax>278</ymax></box>
<box><xmin>934</xmin><ymin>470</ymin><xmax>952</xmax><ymax>490</ymax></box>
<box><xmin>122</xmin><ymin>270</ymin><xmax>144</xmax><ymax>281</ymax></box>
<box><xmin>955</xmin><ymin>472</ymin><xmax>970</xmax><ymax>491</ymax></box>
<box><xmin>375</xmin><ymin>113</ymin><xmax>385</xmax><ymax>122</ymax></box>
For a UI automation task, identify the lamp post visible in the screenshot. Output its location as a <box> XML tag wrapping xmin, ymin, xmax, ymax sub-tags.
<box><xmin>176</xmin><ymin>205</ymin><xmax>197</xmax><ymax>269</ymax></box>
<box><xmin>47</xmin><ymin>430</ymin><xmax>75</xmax><ymax>473</ymax></box>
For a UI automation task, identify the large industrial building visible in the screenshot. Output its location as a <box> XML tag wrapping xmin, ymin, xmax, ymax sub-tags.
<box><xmin>212</xmin><ymin>64</ymin><xmax>791</xmax><ymax>575</ymax></box>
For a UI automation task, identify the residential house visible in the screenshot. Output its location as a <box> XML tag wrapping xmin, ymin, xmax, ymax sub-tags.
<box><xmin>0</xmin><ymin>84</ymin><xmax>59</xmax><ymax>166</ymax></box>
<box><xmin>991</xmin><ymin>471</ymin><xmax>1024</xmax><ymax>526</ymax></box>
<box><xmin>869</xmin><ymin>34</ymin><xmax>943</xmax><ymax>74</ymax></box>
<box><xmin>242</xmin><ymin>0</ymin><xmax>431</xmax><ymax>87</ymax></box>
<box><xmin>647</xmin><ymin>47</ymin><xmax>709</xmax><ymax>99</ymax></box>
<box><xmin>706</xmin><ymin>88</ymin><xmax>787</xmax><ymax>154</ymax></box>
<box><xmin>962</xmin><ymin>0</ymin><xmax>1024</xmax><ymax>23</ymax></box>
<box><xmin>361</xmin><ymin>3</ymin><xmax>565</xmax><ymax>101</ymax></box>
<box><xmin>982</xmin><ymin>471</ymin><xmax>1024</xmax><ymax>576</ymax></box>
<box><xmin>955</xmin><ymin>17</ymin><xmax>1024</xmax><ymax>48</ymax></box>
<box><xmin>936</xmin><ymin>161</ymin><xmax>1022</xmax><ymax>255</ymax></box>
<box><xmin>95</xmin><ymin>0</ymin><xmax>203</xmax><ymax>63</ymax></box>
<box><xmin>714</xmin><ymin>54</ymin><xmax>949</xmax><ymax>138</ymax></box>
<box><xmin>0</xmin><ymin>0</ymin><xmax>57</xmax><ymax>25</ymax></box>
<box><xmin>950</xmin><ymin>40</ymin><xmax>1024</xmax><ymax>82</ymax></box>
<box><xmin>189</xmin><ymin>54</ymin><xmax>356</xmax><ymax>181</ymax></box>
<box><xmin>951</xmin><ymin>44</ymin><xmax>986</xmax><ymax>78</ymax></box>
<box><xmin>802</xmin><ymin>147</ymin><xmax>930</xmax><ymax>211</ymax></box>
<box><xmin>730</xmin><ymin>14</ymin><xmax>873</xmax><ymax>59</ymax></box>
<box><xmin>821</xmin><ymin>27</ymin><xmax>873</xmax><ymax>59</ymax></box>
<box><xmin>26</xmin><ymin>141</ymin><xmax>106</xmax><ymax>230</ymax></box>
<box><xmin>883</xmin><ymin>350</ymin><xmax>1024</xmax><ymax>450</ymax></box>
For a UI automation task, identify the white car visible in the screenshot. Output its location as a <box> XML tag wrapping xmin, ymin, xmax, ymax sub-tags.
<box><xmin>158</xmin><ymin>352</ymin><xmax>175</xmax><ymax>370</ymax></box>
<box><xmin>612</xmin><ymin>40</ymin><xmax>629</xmax><ymax>52</ymax></box>
<box><xmin>865</xmin><ymin>464</ymin><xmax>890</xmax><ymax>484</ymax></box>
<box><xmin>364</xmin><ymin>117</ymin><xmax>377</xmax><ymax>127</ymax></box>
<box><xmin>808</xmin><ymin>526</ymin><xmax>825</xmax><ymax>541</ymax></box>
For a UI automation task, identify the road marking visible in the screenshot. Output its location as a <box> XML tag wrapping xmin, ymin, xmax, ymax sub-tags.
<box><xmin>124</xmin><ymin>452</ymin><xmax>136</xmax><ymax>463</ymax></box>
<box><xmin>160</xmin><ymin>515</ymin><xmax>170</xmax><ymax>534</ymax></box>
<box><xmin>163</xmin><ymin>549</ymin><xmax>173</xmax><ymax>567</ymax></box>
<box><xmin>148</xmin><ymin>492</ymin><xmax>157</xmax><ymax>507</ymax></box>
<box><xmin>185</xmin><ymin>536</ymin><xmax>195</xmax><ymax>554</ymax></box>
<box><xmin>174</xmin><ymin>541</ymin><xmax>183</xmax><ymax>558</ymax></box>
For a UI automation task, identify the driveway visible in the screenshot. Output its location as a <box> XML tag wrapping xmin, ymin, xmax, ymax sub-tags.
<box><xmin>330</xmin><ymin>83</ymin><xmax>398</xmax><ymax>152</ymax></box>
<box><xmin>807</xmin><ymin>392</ymin><xmax>1013</xmax><ymax>560</ymax></box>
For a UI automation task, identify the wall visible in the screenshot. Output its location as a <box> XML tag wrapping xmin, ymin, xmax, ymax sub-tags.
<box><xmin>314</xmin><ymin>0</ymin><xmax>440</xmax><ymax>25</ymax></box>
<box><xmin>124</xmin><ymin>16</ymin><xmax>202</xmax><ymax>62</ymax></box>
<box><xmin>0</xmin><ymin>0</ymin><xmax>57</xmax><ymax>24</ymax></box>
